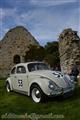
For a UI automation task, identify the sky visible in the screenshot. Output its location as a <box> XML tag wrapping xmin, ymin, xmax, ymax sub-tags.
<box><xmin>0</xmin><ymin>0</ymin><xmax>80</xmax><ymax>46</ymax></box>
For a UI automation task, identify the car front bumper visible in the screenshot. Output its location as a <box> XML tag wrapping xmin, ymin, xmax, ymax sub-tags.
<box><xmin>49</xmin><ymin>86</ymin><xmax>75</xmax><ymax>97</ymax></box>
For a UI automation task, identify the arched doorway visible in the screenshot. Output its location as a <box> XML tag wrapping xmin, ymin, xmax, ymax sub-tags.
<box><xmin>13</xmin><ymin>55</ymin><xmax>21</xmax><ymax>64</ymax></box>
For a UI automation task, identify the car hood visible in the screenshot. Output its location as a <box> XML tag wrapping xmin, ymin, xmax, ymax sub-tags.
<box><xmin>29</xmin><ymin>70</ymin><xmax>71</xmax><ymax>88</ymax></box>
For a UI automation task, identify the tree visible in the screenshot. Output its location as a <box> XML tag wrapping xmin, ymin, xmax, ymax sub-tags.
<box><xmin>24</xmin><ymin>45</ymin><xmax>45</xmax><ymax>62</ymax></box>
<box><xmin>24</xmin><ymin>41</ymin><xmax>60</xmax><ymax>70</ymax></box>
<box><xmin>44</xmin><ymin>41</ymin><xmax>60</xmax><ymax>69</ymax></box>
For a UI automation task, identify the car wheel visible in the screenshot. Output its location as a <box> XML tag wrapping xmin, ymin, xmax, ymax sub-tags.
<box><xmin>6</xmin><ymin>82</ymin><xmax>11</xmax><ymax>92</ymax></box>
<box><xmin>30</xmin><ymin>84</ymin><xmax>45</xmax><ymax>103</ymax></box>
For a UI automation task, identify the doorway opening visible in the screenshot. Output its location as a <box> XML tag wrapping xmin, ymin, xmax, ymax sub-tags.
<box><xmin>13</xmin><ymin>55</ymin><xmax>21</xmax><ymax>64</ymax></box>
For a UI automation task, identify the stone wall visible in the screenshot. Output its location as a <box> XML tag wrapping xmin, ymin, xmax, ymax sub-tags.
<box><xmin>59</xmin><ymin>28</ymin><xmax>80</xmax><ymax>73</ymax></box>
<box><xmin>0</xmin><ymin>26</ymin><xmax>39</xmax><ymax>78</ymax></box>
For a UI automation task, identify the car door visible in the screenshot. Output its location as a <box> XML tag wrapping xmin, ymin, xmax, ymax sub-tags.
<box><xmin>16</xmin><ymin>65</ymin><xmax>29</xmax><ymax>93</ymax></box>
<box><xmin>10</xmin><ymin>66</ymin><xmax>18</xmax><ymax>90</ymax></box>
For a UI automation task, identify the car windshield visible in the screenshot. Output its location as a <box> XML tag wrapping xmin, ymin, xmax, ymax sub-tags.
<box><xmin>28</xmin><ymin>63</ymin><xmax>49</xmax><ymax>72</ymax></box>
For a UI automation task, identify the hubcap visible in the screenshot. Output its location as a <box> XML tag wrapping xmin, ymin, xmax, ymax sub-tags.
<box><xmin>32</xmin><ymin>88</ymin><xmax>41</xmax><ymax>103</ymax></box>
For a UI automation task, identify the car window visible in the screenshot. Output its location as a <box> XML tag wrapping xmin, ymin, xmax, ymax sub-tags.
<box><xmin>28</xmin><ymin>64</ymin><xmax>35</xmax><ymax>72</ymax></box>
<box><xmin>28</xmin><ymin>63</ymin><xmax>49</xmax><ymax>72</ymax></box>
<box><xmin>17</xmin><ymin>66</ymin><xmax>26</xmax><ymax>74</ymax></box>
<box><xmin>11</xmin><ymin>67</ymin><xmax>16</xmax><ymax>74</ymax></box>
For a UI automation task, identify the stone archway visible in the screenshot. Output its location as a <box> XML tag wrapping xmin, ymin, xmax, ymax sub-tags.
<box><xmin>13</xmin><ymin>55</ymin><xmax>21</xmax><ymax>64</ymax></box>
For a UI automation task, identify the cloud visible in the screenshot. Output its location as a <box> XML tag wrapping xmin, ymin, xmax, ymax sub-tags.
<box><xmin>0</xmin><ymin>8</ymin><xmax>6</xmax><ymax>39</ymax></box>
<box><xmin>78</xmin><ymin>5</ymin><xmax>80</xmax><ymax>36</ymax></box>
<box><xmin>0</xmin><ymin>8</ymin><xmax>17</xmax><ymax>39</ymax></box>
<box><xmin>0</xmin><ymin>0</ymin><xmax>79</xmax><ymax>45</ymax></box>
<box><xmin>0</xmin><ymin>8</ymin><xmax>6</xmax><ymax>24</ymax></box>
<box><xmin>30</xmin><ymin>0</ymin><xmax>77</xmax><ymax>7</ymax></box>
<box><xmin>1</xmin><ymin>0</ymin><xmax>76</xmax><ymax>8</ymax></box>
<box><xmin>15</xmin><ymin>6</ymin><xmax>79</xmax><ymax>45</ymax></box>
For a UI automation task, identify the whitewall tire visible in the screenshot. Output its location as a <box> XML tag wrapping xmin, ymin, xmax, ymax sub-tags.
<box><xmin>30</xmin><ymin>84</ymin><xmax>45</xmax><ymax>103</ymax></box>
<box><xmin>6</xmin><ymin>82</ymin><xmax>11</xmax><ymax>92</ymax></box>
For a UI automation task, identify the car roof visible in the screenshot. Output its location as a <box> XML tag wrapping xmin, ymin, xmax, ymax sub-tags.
<box><xmin>14</xmin><ymin>61</ymin><xmax>44</xmax><ymax>67</ymax></box>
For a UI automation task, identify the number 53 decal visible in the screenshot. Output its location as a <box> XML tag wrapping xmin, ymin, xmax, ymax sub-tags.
<box><xmin>18</xmin><ymin>79</ymin><xmax>23</xmax><ymax>87</ymax></box>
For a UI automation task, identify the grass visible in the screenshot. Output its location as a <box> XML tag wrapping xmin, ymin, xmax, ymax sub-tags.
<box><xmin>0</xmin><ymin>80</ymin><xmax>80</xmax><ymax>120</ymax></box>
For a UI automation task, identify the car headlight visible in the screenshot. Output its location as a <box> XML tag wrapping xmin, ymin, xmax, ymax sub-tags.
<box><xmin>48</xmin><ymin>80</ymin><xmax>60</xmax><ymax>90</ymax></box>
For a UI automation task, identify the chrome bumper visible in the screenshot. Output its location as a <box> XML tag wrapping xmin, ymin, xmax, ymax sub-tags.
<box><xmin>49</xmin><ymin>86</ymin><xmax>75</xmax><ymax>97</ymax></box>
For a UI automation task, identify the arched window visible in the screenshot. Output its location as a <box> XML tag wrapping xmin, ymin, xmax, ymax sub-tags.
<box><xmin>13</xmin><ymin>55</ymin><xmax>21</xmax><ymax>64</ymax></box>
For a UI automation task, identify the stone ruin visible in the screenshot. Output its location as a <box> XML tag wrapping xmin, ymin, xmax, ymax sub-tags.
<box><xmin>0</xmin><ymin>26</ymin><xmax>80</xmax><ymax>78</ymax></box>
<box><xmin>59</xmin><ymin>28</ymin><xmax>80</xmax><ymax>74</ymax></box>
<box><xmin>0</xmin><ymin>26</ymin><xmax>39</xmax><ymax>78</ymax></box>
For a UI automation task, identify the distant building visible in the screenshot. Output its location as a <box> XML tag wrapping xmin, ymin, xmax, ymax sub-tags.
<box><xmin>0</xmin><ymin>26</ymin><xmax>39</xmax><ymax>78</ymax></box>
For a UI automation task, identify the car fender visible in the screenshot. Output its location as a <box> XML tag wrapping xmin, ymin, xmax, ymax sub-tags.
<box><xmin>6</xmin><ymin>77</ymin><xmax>13</xmax><ymax>91</ymax></box>
<box><xmin>28</xmin><ymin>78</ymin><xmax>50</xmax><ymax>96</ymax></box>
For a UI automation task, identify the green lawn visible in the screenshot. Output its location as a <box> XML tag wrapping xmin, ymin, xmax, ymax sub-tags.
<box><xmin>0</xmin><ymin>80</ymin><xmax>80</xmax><ymax>120</ymax></box>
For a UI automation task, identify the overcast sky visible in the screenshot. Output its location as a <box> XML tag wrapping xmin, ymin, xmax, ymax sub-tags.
<box><xmin>0</xmin><ymin>0</ymin><xmax>80</xmax><ymax>46</ymax></box>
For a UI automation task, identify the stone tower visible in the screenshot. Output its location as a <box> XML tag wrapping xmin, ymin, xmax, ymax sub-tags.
<box><xmin>0</xmin><ymin>26</ymin><xmax>39</xmax><ymax>78</ymax></box>
<box><xmin>59</xmin><ymin>28</ymin><xmax>80</xmax><ymax>73</ymax></box>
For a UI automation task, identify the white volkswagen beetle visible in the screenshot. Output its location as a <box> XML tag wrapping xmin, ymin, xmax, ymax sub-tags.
<box><xmin>6</xmin><ymin>62</ymin><xmax>75</xmax><ymax>103</ymax></box>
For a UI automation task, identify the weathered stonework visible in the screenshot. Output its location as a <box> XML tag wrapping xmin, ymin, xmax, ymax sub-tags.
<box><xmin>59</xmin><ymin>28</ymin><xmax>80</xmax><ymax>73</ymax></box>
<box><xmin>0</xmin><ymin>26</ymin><xmax>39</xmax><ymax>78</ymax></box>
